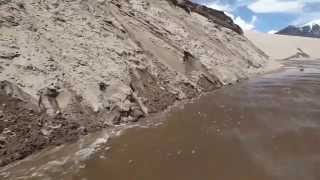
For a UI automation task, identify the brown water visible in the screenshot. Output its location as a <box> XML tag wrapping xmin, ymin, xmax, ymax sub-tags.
<box><xmin>2</xmin><ymin>59</ymin><xmax>320</xmax><ymax>180</ymax></box>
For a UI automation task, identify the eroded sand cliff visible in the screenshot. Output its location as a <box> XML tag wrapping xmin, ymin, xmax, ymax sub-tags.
<box><xmin>0</xmin><ymin>0</ymin><xmax>270</xmax><ymax>166</ymax></box>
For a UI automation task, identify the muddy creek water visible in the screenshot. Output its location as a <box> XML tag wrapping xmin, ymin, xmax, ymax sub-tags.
<box><xmin>2</xmin><ymin>59</ymin><xmax>320</xmax><ymax>180</ymax></box>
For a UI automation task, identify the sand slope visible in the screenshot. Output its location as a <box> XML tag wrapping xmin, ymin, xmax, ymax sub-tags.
<box><xmin>0</xmin><ymin>0</ymin><xmax>270</xmax><ymax>166</ymax></box>
<box><xmin>246</xmin><ymin>31</ymin><xmax>320</xmax><ymax>60</ymax></box>
<box><xmin>0</xmin><ymin>0</ymin><xmax>270</xmax><ymax>121</ymax></box>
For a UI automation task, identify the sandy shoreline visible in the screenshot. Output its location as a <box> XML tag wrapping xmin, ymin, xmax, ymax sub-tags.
<box><xmin>3</xmin><ymin>0</ymin><xmax>320</xmax><ymax>169</ymax></box>
<box><xmin>3</xmin><ymin>57</ymin><xmax>320</xmax><ymax>179</ymax></box>
<box><xmin>0</xmin><ymin>0</ymin><xmax>271</xmax><ymax>167</ymax></box>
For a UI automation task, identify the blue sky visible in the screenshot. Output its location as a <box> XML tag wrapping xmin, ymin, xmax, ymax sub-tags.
<box><xmin>192</xmin><ymin>0</ymin><xmax>320</xmax><ymax>33</ymax></box>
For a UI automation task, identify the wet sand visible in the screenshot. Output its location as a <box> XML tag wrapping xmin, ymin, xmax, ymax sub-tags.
<box><xmin>1</xmin><ymin>59</ymin><xmax>320</xmax><ymax>180</ymax></box>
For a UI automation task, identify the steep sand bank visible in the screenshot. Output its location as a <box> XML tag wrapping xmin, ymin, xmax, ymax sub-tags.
<box><xmin>245</xmin><ymin>31</ymin><xmax>320</xmax><ymax>60</ymax></box>
<box><xmin>0</xmin><ymin>0</ymin><xmax>270</xmax><ymax>166</ymax></box>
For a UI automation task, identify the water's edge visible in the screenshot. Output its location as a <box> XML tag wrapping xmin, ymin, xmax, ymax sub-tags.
<box><xmin>2</xmin><ymin>59</ymin><xmax>320</xmax><ymax>180</ymax></box>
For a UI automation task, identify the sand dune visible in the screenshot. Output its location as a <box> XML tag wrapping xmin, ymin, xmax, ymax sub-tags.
<box><xmin>246</xmin><ymin>31</ymin><xmax>320</xmax><ymax>60</ymax></box>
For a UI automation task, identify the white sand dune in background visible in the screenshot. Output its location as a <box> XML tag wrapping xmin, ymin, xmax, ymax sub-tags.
<box><xmin>245</xmin><ymin>31</ymin><xmax>320</xmax><ymax>60</ymax></box>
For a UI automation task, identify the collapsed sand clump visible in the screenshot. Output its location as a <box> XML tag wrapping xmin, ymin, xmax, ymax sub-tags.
<box><xmin>0</xmin><ymin>0</ymin><xmax>269</xmax><ymax>166</ymax></box>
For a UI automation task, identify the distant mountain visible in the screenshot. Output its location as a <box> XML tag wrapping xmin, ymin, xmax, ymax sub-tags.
<box><xmin>276</xmin><ymin>19</ymin><xmax>320</xmax><ymax>38</ymax></box>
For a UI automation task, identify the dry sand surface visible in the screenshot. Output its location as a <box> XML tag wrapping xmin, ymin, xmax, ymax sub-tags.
<box><xmin>246</xmin><ymin>31</ymin><xmax>320</xmax><ymax>60</ymax></box>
